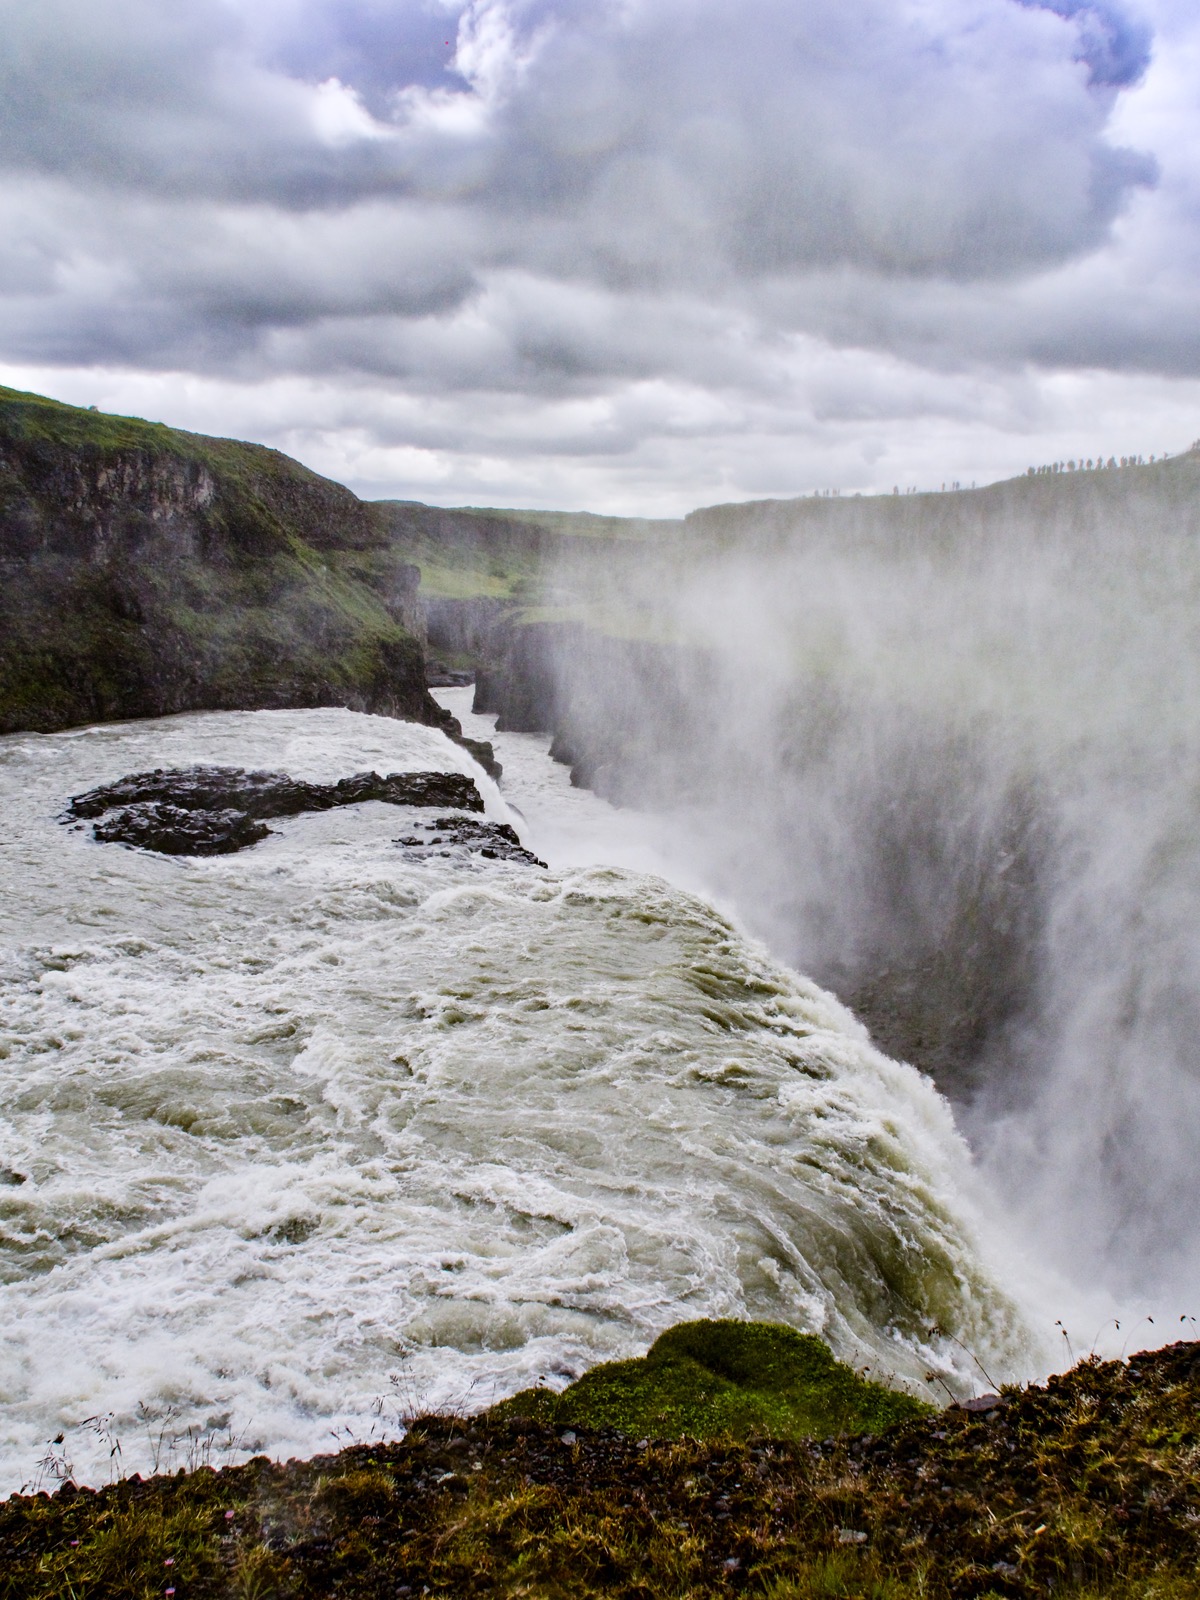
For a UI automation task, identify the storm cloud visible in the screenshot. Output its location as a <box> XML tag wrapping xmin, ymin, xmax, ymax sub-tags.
<box><xmin>0</xmin><ymin>0</ymin><xmax>1190</xmax><ymax>510</ymax></box>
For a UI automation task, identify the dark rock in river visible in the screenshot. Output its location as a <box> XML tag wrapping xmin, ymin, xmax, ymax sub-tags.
<box><xmin>425</xmin><ymin>658</ymin><xmax>475</xmax><ymax>689</ymax></box>
<box><xmin>93</xmin><ymin>802</ymin><xmax>272</xmax><ymax>856</ymax></box>
<box><xmin>452</xmin><ymin>735</ymin><xmax>502</xmax><ymax>780</ymax></box>
<box><xmin>68</xmin><ymin>764</ymin><xmax>486</xmax><ymax>856</ymax></box>
<box><xmin>69</xmin><ymin>765</ymin><xmax>484</xmax><ymax>821</ymax></box>
<box><xmin>395</xmin><ymin>814</ymin><xmax>546</xmax><ymax>868</ymax></box>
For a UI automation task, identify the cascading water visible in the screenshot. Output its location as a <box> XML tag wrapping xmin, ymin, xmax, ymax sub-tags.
<box><xmin>535</xmin><ymin>478</ymin><xmax>1200</xmax><ymax>1327</ymax></box>
<box><xmin>0</xmin><ymin>705</ymin><xmax>1037</xmax><ymax>1491</ymax></box>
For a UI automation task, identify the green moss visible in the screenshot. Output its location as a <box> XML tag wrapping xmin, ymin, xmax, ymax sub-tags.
<box><xmin>415</xmin><ymin>560</ymin><xmax>519</xmax><ymax>599</ymax></box>
<box><xmin>489</xmin><ymin>1320</ymin><xmax>931</xmax><ymax>1441</ymax></box>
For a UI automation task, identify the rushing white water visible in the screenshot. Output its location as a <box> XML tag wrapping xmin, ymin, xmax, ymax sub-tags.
<box><xmin>0</xmin><ymin>705</ymin><xmax>1038</xmax><ymax>1489</ymax></box>
<box><xmin>536</xmin><ymin>492</ymin><xmax>1200</xmax><ymax>1326</ymax></box>
<box><xmin>434</xmin><ymin>687</ymin><xmax>715</xmax><ymax>890</ymax></box>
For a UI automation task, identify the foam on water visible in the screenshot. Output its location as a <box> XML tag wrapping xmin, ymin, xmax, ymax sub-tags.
<box><xmin>0</xmin><ymin>707</ymin><xmax>1036</xmax><ymax>1489</ymax></box>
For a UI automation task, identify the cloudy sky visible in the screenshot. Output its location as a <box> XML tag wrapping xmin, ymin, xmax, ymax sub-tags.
<box><xmin>0</xmin><ymin>0</ymin><xmax>1194</xmax><ymax>513</ymax></box>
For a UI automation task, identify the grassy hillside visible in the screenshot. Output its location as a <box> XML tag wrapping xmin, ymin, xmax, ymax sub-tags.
<box><xmin>375</xmin><ymin>452</ymin><xmax>1200</xmax><ymax>681</ymax></box>
<box><xmin>370</xmin><ymin>499</ymin><xmax>677</xmax><ymax>603</ymax></box>
<box><xmin>0</xmin><ymin>386</ymin><xmax>440</xmax><ymax>733</ymax></box>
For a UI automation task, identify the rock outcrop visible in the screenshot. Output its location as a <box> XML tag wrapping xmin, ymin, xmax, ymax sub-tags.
<box><xmin>395</xmin><ymin>814</ymin><xmax>546</xmax><ymax>867</ymax></box>
<box><xmin>0</xmin><ymin>386</ymin><xmax>442</xmax><ymax>736</ymax></box>
<box><xmin>66</xmin><ymin>764</ymin><xmax>485</xmax><ymax>855</ymax></box>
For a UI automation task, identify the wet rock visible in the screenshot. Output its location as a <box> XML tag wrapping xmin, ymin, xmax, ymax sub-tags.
<box><xmin>425</xmin><ymin>660</ymin><xmax>474</xmax><ymax>688</ymax></box>
<box><xmin>93</xmin><ymin>803</ymin><xmax>271</xmax><ymax>856</ymax></box>
<box><xmin>395</xmin><ymin>815</ymin><xmax>546</xmax><ymax>868</ymax></box>
<box><xmin>956</xmin><ymin>1394</ymin><xmax>1003</xmax><ymax>1414</ymax></box>
<box><xmin>67</xmin><ymin>764</ymin><xmax>486</xmax><ymax>857</ymax></box>
<box><xmin>0</xmin><ymin>1168</ymin><xmax>27</xmax><ymax>1186</ymax></box>
<box><xmin>68</xmin><ymin>765</ymin><xmax>483</xmax><ymax>822</ymax></box>
<box><xmin>453</xmin><ymin>735</ymin><xmax>502</xmax><ymax>780</ymax></box>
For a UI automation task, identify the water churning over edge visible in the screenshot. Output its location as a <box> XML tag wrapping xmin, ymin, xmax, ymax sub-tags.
<box><xmin>0</xmin><ymin>707</ymin><xmax>1034</xmax><ymax>1490</ymax></box>
<box><xmin>539</xmin><ymin>475</ymin><xmax>1200</xmax><ymax>1313</ymax></box>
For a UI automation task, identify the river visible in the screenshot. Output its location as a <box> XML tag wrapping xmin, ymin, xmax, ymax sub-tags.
<box><xmin>0</xmin><ymin>697</ymin><xmax>1047</xmax><ymax>1489</ymax></box>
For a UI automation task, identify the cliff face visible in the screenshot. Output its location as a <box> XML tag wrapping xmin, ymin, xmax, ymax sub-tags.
<box><xmin>0</xmin><ymin>386</ymin><xmax>441</xmax><ymax>735</ymax></box>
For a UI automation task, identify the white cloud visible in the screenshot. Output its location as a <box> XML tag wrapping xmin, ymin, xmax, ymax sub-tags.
<box><xmin>4</xmin><ymin>344</ymin><xmax>1195</xmax><ymax>518</ymax></box>
<box><xmin>0</xmin><ymin>0</ymin><xmax>1193</xmax><ymax>511</ymax></box>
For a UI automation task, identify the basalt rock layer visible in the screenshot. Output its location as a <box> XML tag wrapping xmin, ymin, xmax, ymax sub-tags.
<box><xmin>395</xmin><ymin>814</ymin><xmax>547</xmax><ymax>867</ymax></box>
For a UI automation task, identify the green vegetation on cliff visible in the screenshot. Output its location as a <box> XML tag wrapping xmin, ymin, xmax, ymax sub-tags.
<box><xmin>370</xmin><ymin>500</ymin><xmax>674</xmax><ymax>603</ymax></box>
<box><xmin>4</xmin><ymin>1331</ymin><xmax>1200</xmax><ymax>1598</ymax></box>
<box><xmin>0</xmin><ymin>386</ymin><xmax>439</xmax><ymax>734</ymax></box>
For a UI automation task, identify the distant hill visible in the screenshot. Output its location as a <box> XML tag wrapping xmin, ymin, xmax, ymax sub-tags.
<box><xmin>683</xmin><ymin>450</ymin><xmax>1200</xmax><ymax>550</ymax></box>
<box><xmin>369</xmin><ymin>499</ymin><xmax>674</xmax><ymax>603</ymax></box>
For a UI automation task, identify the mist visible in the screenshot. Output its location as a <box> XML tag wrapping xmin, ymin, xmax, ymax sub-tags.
<box><xmin>539</xmin><ymin>463</ymin><xmax>1200</xmax><ymax>1321</ymax></box>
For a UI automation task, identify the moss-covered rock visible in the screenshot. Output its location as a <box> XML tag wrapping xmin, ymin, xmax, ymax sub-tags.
<box><xmin>488</xmin><ymin>1319</ymin><xmax>931</xmax><ymax>1441</ymax></box>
